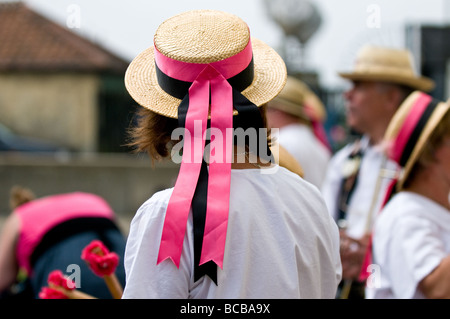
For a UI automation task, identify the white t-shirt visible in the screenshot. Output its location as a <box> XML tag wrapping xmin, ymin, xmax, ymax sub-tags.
<box><xmin>276</xmin><ymin>124</ymin><xmax>331</xmax><ymax>188</ymax></box>
<box><xmin>366</xmin><ymin>192</ymin><xmax>450</xmax><ymax>299</ymax></box>
<box><xmin>321</xmin><ymin>136</ymin><xmax>398</xmax><ymax>239</ymax></box>
<box><xmin>122</xmin><ymin>165</ymin><xmax>342</xmax><ymax>299</ymax></box>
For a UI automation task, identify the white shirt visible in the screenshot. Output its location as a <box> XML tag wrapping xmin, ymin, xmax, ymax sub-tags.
<box><xmin>367</xmin><ymin>192</ymin><xmax>450</xmax><ymax>299</ymax></box>
<box><xmin>321</xmin><ymin>136</ymin><xmax>398</xmax><ymax>239</ymax></box>
<box><xmin>276</xmin><ymin>124</ymin><xmax>331</xmax><ymax>188</ymax></box>
<box><xmin>122</xmin><ymin>165</ymin><xmax>342</xmax><ymax>299</ymax></box>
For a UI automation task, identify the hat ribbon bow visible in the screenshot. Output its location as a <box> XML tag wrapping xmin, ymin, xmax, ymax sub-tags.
<box><xmin>154</xmin><ymin>39</ymin><xmax>258</xmax><ymax>283</ymax></box>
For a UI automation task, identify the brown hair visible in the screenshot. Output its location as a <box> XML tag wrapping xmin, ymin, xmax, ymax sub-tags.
<box><xmin>128</xmin><ymin>105</ymin><xmax>272</xmax><ymax>161</ymax></box>
<box><xmin>127</xmin><ymin>108</ymin><xmax>179</xmax><ymax>161</ymax></box>
<box><xmin>9</xmin><ymin>186</ymin><xmax>36</xmax><ymax>210</ymax></box>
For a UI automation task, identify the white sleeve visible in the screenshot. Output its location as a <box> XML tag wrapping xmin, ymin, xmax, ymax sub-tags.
<box><xmin>122</xmin><ymin>192</ymin><xmax>193</xmax><ymax>299</ymax></box>
<box><xmin>383</xmin><ymin>214</ymin><xmax>445</xmax><ymax>298</ymax></box>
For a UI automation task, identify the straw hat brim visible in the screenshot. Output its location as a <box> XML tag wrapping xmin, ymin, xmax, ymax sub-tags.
<box><xmin>269</xmin><ymin>77</ymin><xmax>327</xmax><ymax>122</ymax></box>
<box><xmin>385</xmin><ymin>91</ymin><xmax>450</xmax><ymax>190</ymax></box>
<box><xmin>399</xmin><ymin>100</ymin><xmax>449</xmax><ymax>190</ymax></box>
<box><xmin>304</xmin><ymin>90</ymin><xmax>327</xmax><ymax>122</ymax></box>
<box><xmin>125</xmin><ymin>38</ymin><xmax>287</xmax><ymax>119</ymax></box>
<box><xmin>269</xmin><ymin>98</ymin><xmax>309</xmax><ymax>120</ymax></box>
<box><xmin>339</xmin><ymin>72</ymin><xmax>435</xmax><ymax>92</ymax></box>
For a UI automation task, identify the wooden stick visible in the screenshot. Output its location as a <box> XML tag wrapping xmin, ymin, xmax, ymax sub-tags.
<box><xmin>104</xmin><ymin>274</ymin><xmax>123</xmax><ymax>299</ymax></box>
<box><xmin>49</xmin><ymin>284</ymin><xmax>97</xmax><ymax>299</ymax></box>
<box><xmin>363</xmin><ymin>155</ymin><xmax>388</xmax><ymax>234</ymax></box>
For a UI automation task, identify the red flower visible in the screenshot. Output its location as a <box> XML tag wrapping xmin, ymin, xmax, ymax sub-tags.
<box><xmin>39</xmin><ymin>287</ymin><xmax>68</xmax><ymax>299</ymax></box>
<box><xmin>81</xmin><ymin>240</ymin><xmax>119</xmax><ymax>277</ymax></box>
<box><xmin>47</xmin><ymin>270</ymin><xmax>76</xmax><ymax>290</ymax></box>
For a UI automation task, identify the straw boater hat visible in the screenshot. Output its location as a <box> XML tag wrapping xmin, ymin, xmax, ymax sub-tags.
<box><xmin>384</xmin><ymin>91</ymin><xmax>450</xmax><ymax>190</ymax></box>
<box><xmin>125</xmin><ymin>10</ymin><xmax>287</xmax><ymax>118</ymax></box>
<box><xmin>339</xmin><ymin>45</ymin><xmax>435</xmax><ymax>92</ymax></box>
<box><xmin>268</xmin><ymin>76</ymin><xmax>326</xmax><ymax>122</ymax></box>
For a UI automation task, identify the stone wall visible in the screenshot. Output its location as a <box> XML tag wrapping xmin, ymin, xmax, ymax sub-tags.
<box><xmin>0</xmin><ymin>152</ymin><xmax>179</xmax><ymax>223</ymax></box>
<box><xmin>0</xmin><ymin>73</ymin><xmax>100</xmax><ymax>152</ymax></box>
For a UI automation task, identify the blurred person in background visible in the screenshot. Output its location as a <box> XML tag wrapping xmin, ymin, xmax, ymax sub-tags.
<box><xmin>320</xmin><ymin>45</ymin><xmax>435</xmax><ymax>298</ymax></box>
<box><xmin>0</xmin><ymin>186</ymin><xmax>126</xmax><ymax>299</ymax></box>
<box><xmin>367</xmin><ymin>91</ymin><xmax>450</xmax><ymax>299</ymax></box>
<box><xmin>267</xmin><ymin>75</ymin><xmax>331</xmax><ymax>188</ymax></box>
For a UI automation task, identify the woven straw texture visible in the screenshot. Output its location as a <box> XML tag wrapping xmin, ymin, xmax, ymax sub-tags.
<box><xmin>155</xmin><ymin>10</ymin><xmax>249</xmax><ymax>63</ymax></box>
<box><xmin>339</xmin><ymin>45</ymin><xmax>435</xmax><ymax>92</ymax></box>
<box><xmin>384</xmin><ymin>91</ymin><xmax>450</xmax><ymax>190</ymax></box>
<box><xmin>269</xmin><ymin>76</ymin><xmax>327</xmax><ymax>122</ymax></box>
<box><xmin>125</xmin><ymin>10</ymin><xmax>287</xmax><ymax>118</ymax></box>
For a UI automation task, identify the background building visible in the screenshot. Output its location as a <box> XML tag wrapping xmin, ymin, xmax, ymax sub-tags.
<box><xmin>0</xmin><ymin>3</ymin><xmax>178</xmax><ymax>226</ymax></box>
<box><xmin>0</xmin><ymin>2</ymin><xmax>134</xmax><ymax>153</ymax></box>
<box><xmin>407</xmin><ymin>24</ymin><xmax>450</xmax><ymax>100</ymax></box>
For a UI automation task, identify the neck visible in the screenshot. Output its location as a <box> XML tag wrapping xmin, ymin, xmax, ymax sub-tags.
<box><xmin>367</xmin><ymin>115</ymin><xmax>394</xmax><ymax>146</ymax></box>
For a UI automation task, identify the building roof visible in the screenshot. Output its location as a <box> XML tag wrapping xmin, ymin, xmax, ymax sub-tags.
<box><xmin>0</xmin><ymin>2</ymin><xmax>128</xmax><ymax>73</ymax></box>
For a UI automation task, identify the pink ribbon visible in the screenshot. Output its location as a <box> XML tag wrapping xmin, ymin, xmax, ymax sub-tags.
<box><xmin>358</xmin><ymin>178</ymin><xmax>396</xmax><ymax>282</ymax></box>
<box><xmin>156</xmin><ymin>39</ymin><xmax>252</xmax><ymax>269</ymax></box>
<box><xmin>388</xmin><ymin>92</ymin><xmax>431</xmax><ymax>162</ymax></box>
<box><xmin>311</xmin><ymin>119</ymin><xmax>331</xmax><ymax>152</ymax></box>
<box><xmin>303</xmin><ymin>103</ymin><xmax>331</xmax><ymax>152</ymax></box>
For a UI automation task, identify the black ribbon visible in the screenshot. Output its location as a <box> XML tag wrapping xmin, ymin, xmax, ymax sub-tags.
<box><xmin>155</xmin><ymin>58</ymin><xmax>255</xmax><ymax>100</ymax></box>
<box><xmin>177</xmin><ymin>94</ymin><xmax>218</xmax><ymax>284</ymax></box>
<box><xmin>399</xmin><ymin>98</ymin><xmax>439</xmax><ymax>167</ymax></box>
<box><xmin>232</xmin><ymin>88</ymin><xmax>273</xmax><ymax>163</ymax></box>
<box><xmin>175</xmin><ymin>85</ymin><xmax>272</xmax><ymax>285</ymax></box>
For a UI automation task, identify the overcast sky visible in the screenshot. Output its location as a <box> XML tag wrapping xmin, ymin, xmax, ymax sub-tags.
<box><xmin>22</xmin><ymin>0</ymin><xmax>450</xmax><ymax>88</ymax></box>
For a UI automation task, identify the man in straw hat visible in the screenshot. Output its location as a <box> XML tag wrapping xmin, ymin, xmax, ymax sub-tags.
<box><xmin>121</xmin><ymin>10</ymin><xmax>341</xmax><ymax>298</ymax></box>
<box><xmin>267</xmin><ymin>76</ymin><xmax>331</xmax><ymax>188</ymax></box>
<box><xmin>320</xmin><ymin>45</ymin><xmax>435</xmax><ymax>298</ymax></box>
<box><xmin>366</xmin><ymin>91</ymin><xmax>450</xmax><ymax>298</ymax></box>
